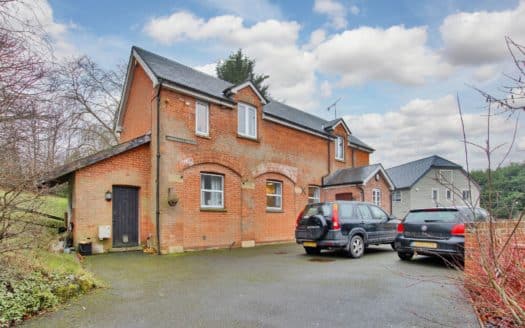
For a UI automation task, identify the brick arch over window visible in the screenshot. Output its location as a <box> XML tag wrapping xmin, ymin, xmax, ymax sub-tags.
<box><xmin>252</xmin><ymin>163</ymin><xmax>298</xmax><ymax>184</ymax></box>
<box><xmin>178</xmin><ymin>153</ymin><xmax>245</xmax><ymax>178</ymax></box>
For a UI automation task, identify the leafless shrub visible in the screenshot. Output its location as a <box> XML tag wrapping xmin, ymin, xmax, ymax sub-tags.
<box><xmin>455</xmin><ymin>37</ymin><xmax>525</xmax><ymax>327</ymax></box>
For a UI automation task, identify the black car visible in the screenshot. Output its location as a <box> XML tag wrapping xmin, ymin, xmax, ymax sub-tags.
<box><xmin>395</xmin><ymin>207</ymin><xmax>488</xmax><ymax>261</ymax></box>
<box><xmin>295</xmin><ymin>201</ymin><xmax>399</xmax><ymax>258</ymax></box>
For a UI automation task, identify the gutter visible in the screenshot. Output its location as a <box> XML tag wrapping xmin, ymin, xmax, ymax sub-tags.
<box><xmin>155</xmin><ymin>82</ymin><xmax>162</xmax><ymax>255</ymax></box>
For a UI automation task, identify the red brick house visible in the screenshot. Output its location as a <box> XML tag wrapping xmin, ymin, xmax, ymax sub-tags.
<box><xmin>45</xmin><ymin>46</ymin><xmax>394</xmax><ymax>254</ymax></box>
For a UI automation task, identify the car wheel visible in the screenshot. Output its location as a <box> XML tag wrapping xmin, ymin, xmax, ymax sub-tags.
<box><xmin>390</xmin><ymin>242</ymin><xmax>396</xmax><ymax>251</ymax></box>
<box><xmin>347</xmin><ymin>235</ymin><xmax>365</xmax><ymax>258</ymax></box>
<box><xmin>397</xmin><ymin>251</ymin><xmax>414</xmax><ymax>261</ymax></box>
<box><xmin>304</xmin><ymin>247</ymin><xmax>321</xmax><ymax>255</ymax></box>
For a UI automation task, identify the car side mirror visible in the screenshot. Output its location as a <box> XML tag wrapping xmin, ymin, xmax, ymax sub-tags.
<box><xmin>388</xmin><ymin>215</ymin><xmax>397</xmax><ymax>221</ymax></box>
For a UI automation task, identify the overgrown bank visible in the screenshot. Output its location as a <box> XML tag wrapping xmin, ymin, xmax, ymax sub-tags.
<box><xmin>0</xmin><ymin>250</ymin><xmax>102</xmax><ymax>327</ymax></box>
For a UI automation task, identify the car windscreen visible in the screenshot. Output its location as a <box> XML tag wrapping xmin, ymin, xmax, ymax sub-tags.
<box><xmin>304</xmin><ymin>204</ymin><xmax>332</xmax><ymax>218</ymax></box>
<box><xmin>404</xmin><ymin>210</ymin><xmax>461</xmax><ymax>223</ymax></box>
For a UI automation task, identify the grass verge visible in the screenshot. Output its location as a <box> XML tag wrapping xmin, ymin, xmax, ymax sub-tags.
<box><xmin>0</xmin><ymin>250</ymin><xmax>103</xmax><ymax>327</ymax></box>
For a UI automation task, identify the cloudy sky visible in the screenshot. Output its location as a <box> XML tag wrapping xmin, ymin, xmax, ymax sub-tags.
<box><xmin>26</xmin><ymin>0</ymin><xmax>525</xmax><ymax>169</ymax></box>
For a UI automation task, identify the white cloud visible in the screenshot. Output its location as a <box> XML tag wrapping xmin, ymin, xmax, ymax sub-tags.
<box><xmin>345</xmin><ymin>95</ymin><xmax>524</xmax><ymax>169</ymax></box>
<box><xmin>4</xmin><ymin>0</ymin><xmax>77</xmax><ymax>58</ymax></box>
<box><xmin>201</xmin><ymin>0</ymin><xmax>283</xmax><ymax>22</ymax></box>
<box><xmin>144</xmin><ymin>12</ymin><xmax>318</xmax><ymax>110</ymax></box>
<box><xmin>320</xmin><ymin>81</ymin><xmax>332</xmax><ymax>98</ymax></box>
<box><xmin>518</xmin><ymin>136</ymin><xmax>525</xmax><ymax>152</ymax></box>
<box><xmin>315</xmin><ymin>25</ymin><xmax>452</xmax><ymax>85</ymax></box>
<box><xmin>313</xmin><ymin>0</ymin><xmax>348</xmax><ymax>29</ymax></box>
<box><xmin>194</xmin><ymin>63</ymin><xmax>217</xmax><ymax>76</ymax></box>
<box><xmin>440</xmin><ymin>2</ymin><xmax>525</xmax><ymax>65</ymax></box>
<box><xmin>350</xmin><ymin>5</ymin><xmax>360</xmax><ymax>15</ymax></box>
<box><xmin>471</xmin><ymin>64</ymin><xmax>500</xmax><ymax>82</ymax></box>
<box><xmin>304</xmin><ymin>28</ymin><xmax>327</xmax><ymax>50</ymax></box>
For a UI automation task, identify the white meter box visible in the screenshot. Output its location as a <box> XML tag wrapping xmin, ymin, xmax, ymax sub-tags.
<box><xmin>98</xmin><ymin>225</ymin><xmax>111</xmax><ymax>240</ymax></box>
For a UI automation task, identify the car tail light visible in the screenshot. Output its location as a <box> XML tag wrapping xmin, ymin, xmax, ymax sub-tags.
<box><xmin>332</xmin><ymin>203</ymin><xmax>340</xmax><ymax>230</ymax></box>
<box><xmin>397</xmin><ymin>223</ymin><xmax>404</xmax><ymax>233</ymax></box>
<box><xmin>296</xmin><ymin>209</ymin><xmax>304</xmax><ymax>227</ymax></box>
<box><xmin>451</xmin><ymin>223</ymin><xmax>465</xmax><ymax>236</ymax></box>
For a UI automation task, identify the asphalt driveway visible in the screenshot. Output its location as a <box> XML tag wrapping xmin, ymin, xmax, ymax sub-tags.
<box><xmin>24</xmin><ymin>243</ymin><xmax>478</xmax><ymax>328</ymax></box>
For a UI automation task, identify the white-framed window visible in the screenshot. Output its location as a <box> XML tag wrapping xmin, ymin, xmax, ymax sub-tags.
<box><xmin>438</xmin><ymin>170</ymin><xmax>453</xmax><ymax>183</ymax></box>
<box><xmin>200</xmin><ymin>173</ymin><xmax>224</xmax><ymax>208</ymax></box>
<box><xmin>432</xmin><ymin>188</ymin><xmax>439</xmax><ymax>201</ymax></box>
<box><xmin>335</xmin><ymin>136</ymin><xmax>344</xmax><ymax>161</ymax></box>
<box><xmin>195</xmin><ymin>101</ymin><xmax>209</xmax><ymax>136</ymax></box>
<box><xmin>266</xmin><ymin>180</ymin><xmax>282</xmax><ymax>210</ymax></box>
<box><xmin>446</xmin><ymin>188</ymin><xmax>453</xmax><ymax>201</ymax></box>
<box><xmin>462</xmin><ymin>189</ymin><xmax>471</xmax><ymax>201</ymax></box>
<box><xmin>392</xmin><ymin>190</ymin><xmax>401</xmax><ymax>202</ymax></box>
<box><xmin>372</xmin><ymin>189</ymin><xmax>381</xmax><ymax>206</ymax></box>
<box><xmin>308</xmin><ymin>186</ymin><xmax>321</xmax><ymax>204</ymax></box>
<box><xmin>237</xmin><ymin>102</ymin><xmax>257</xmax><ymax>139</ymax></box>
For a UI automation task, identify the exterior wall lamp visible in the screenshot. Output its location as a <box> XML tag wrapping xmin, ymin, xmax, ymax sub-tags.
<box><xmin>105</xmin><ymin>191</ymin><xmax>112</xmax><ymax>201</ymax></box>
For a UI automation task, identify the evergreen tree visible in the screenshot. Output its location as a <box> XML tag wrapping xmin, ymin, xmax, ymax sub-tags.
<box><xmin>216</xmin><ymin>49</ymin><xmax>269</xmax><ymax>98</ymax></box>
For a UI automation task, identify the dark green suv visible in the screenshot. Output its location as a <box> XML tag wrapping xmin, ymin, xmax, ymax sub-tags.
<box><xmin>295</xmin><ymin>201</ymin><xmax>399</xmax><ymax>258</ymax></box>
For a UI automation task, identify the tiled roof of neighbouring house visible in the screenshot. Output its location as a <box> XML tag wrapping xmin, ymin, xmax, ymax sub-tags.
<box><xmin>323</xmin><ymin>164</ymin><xmax>394</xmax><ymax>189</ymax></box>
<box><xmin>386</xmin><ymin>155</ymin><xmax>462</xmax><ymax>189</ymax></box>
<box><xmin>133</xmin><ymin>46</ymin><xmax>374</xmax><ymax>150</ymax></box>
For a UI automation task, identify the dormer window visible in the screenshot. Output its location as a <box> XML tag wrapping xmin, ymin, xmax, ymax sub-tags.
<box><xmin>238</xmin><ymin>102</ymin><xmax>257</xmax><ymax>139</ymax></box>
<box><xmin>335</xmin><ymin>136</ymin><xmax>344</xmax><ymax>161</ymax></box>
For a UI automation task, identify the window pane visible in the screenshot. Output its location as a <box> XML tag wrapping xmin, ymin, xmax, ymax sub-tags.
<box><xmin>370</xmin><ymin>206</ymin><xmax>387</xmax><ymax>220</ymax></box>
<box><xmin>266</xmin><ymin>181</ymin><xmax>282</xmax><ymax>209</ymax></box>
<box><xmin>308</xmin><ymin>186</ymin><xmax>320</xmax><ymax>203</ymax></box>
<box><xmin>238</xmin><ymin>105</ymin><xmax>246</xmax><ymax>134</ymax></box>
<box><xmin>357</xmin><ymin>205</ymin><xmax>372</xmax><ymax>220</ymax></box>
<box><xmin>248</xmin><ymin>107</ymin><xmax>256</xmax><ymax>136</ymax></box>
<box><xmin>202</xmin><ymin>191</ymin><xmax>222</xmax><ymax>207</ymax></box>
<box><xmin>336</xmin><ymin>137</ymin><xmax>344</xmax><ymax>159</ymax></box>
<box><xmin>266</xmin><ymin>182</ymin><xmax>276</xmax><ymax>194</ymax></box>
<box><xmin>196</xmin><ymin>102</ymin><xmax>208</xmax><ymax>134</ymax></box>
<box><xmin>201</xmin><ymin>174</ymin><xmax>223</xmax><ymax>191</ymax></box>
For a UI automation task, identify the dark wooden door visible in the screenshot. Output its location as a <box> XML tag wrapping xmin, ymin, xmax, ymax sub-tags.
<box><xmin>112</xmin><ymin>186</ymin><xmax>139</xmax><ymax>247</ymax></box>
<box><xmin>335</xmin><ymin>192</ymin><xmax>354</xmax><ymax>201</ymax></box>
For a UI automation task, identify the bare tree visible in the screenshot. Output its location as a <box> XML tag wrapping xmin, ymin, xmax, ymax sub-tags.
<box><xmin>454</xmin><ymin>37</ymin><xmax>525</xmax><ymax>327</ymax></box>
<box><xmin>54</xmin><ymin>56</ymin><xmax>125</xmax><ymax>152</ymax></box>
<box><xmin>0</xmin><ymin>0</ymin><xmax>57</xmax><ymax>253</ymax></box>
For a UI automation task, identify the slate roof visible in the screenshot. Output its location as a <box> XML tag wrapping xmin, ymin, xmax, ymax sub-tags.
<box><xmin>349</xmin><ymin>135</ymin><xmax>374</xmax><ymax>151</ymax></box>
<box><xmin>133</xmin><ymin>46</ymin><xmax>234</xmax><ymax>103</ymax></box>
<box><xmin>132</xmin><ymin>46</ymin><xmax>373</xmax><ymax>150</ymax></box>
<box><xmin>42</xmin><ymin>134</ymin><xmax>151</xmax><ymax>186</ymax></box>
<box><xmin>263</xmin><ymin>100</ymin><xmax>334</xmax><ymax>137</ymax></box>
<box><xmin>386</xmin><ymin>155</ymin><xmax>462</xmax><ymax>189</ymax></box>
<box><xmin>323</xmin><ymin>164</ymin><xmax>386</xmax><ymax>186</ymax></box>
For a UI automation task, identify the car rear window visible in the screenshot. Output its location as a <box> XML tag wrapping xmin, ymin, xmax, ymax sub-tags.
<box><xmin>303</xmin><ymin>204</ymin><xmax>332</xmax><ymax>217</ymax></box>
<box><xmin>404</xmin><ymin>210</ymin><xmax>460</xmax><ymax>223</ymax></box>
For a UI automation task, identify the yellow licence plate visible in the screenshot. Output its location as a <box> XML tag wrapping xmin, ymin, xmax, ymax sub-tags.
<box><xmin>303</xmin><ymin>242</ymin><xmax>317</xmax><ymax>247</ymax></box>
<box><xmin>412</xmin><ymin>241</ymin><xmax>437</xmax><ymax>249</ymax></box>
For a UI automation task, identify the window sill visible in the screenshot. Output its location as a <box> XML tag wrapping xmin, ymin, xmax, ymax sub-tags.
<box><xmin>237</xmin><ymin>134</ymin><xmax>260</xmax><ymax>142</ymax></box>
<box><xmin>200</xmin><ymin>207</ymin><xmax>227</xmax><ymax>212</ymax></box>
<box><xmin>335</xmin><ymin>158</ymin><xmax>345</xmax><ymax>163</ymax></box>
<box><xmin>266</xmin><ymin>208</ymin><xmax>284</xmax><ymax>213</ymax></box>
<box><xmin>196</xmin><ymin>133</ymin><xmax>211</xmax><ymax>139</ymax></box>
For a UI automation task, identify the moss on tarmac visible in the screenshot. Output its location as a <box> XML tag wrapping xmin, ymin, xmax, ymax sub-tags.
<box><xmin>23</xmin><ymin>243</ymin><xmax>478</xmax><ymax>328</ymax></box>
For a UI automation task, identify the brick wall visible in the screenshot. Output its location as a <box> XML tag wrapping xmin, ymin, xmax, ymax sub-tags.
<box><xmin>155</xmin><ymin>85</ymin><xmax>336</xmax><ymax>252</ymax></box>
<box><xmin>76</xmin><ymin>61</ymin><xmax>380</xmax><ymax>253</ymax></box>
<box><xmin>321</xmin><ymin>172</ymin><xmax>392</xmax><ymax>214</ymax></box>
<box><xmin>353</xmin><ymin>149</ymin><xmax>370</xmax><ymax>167</ymax></box>
<box><xmin>465</xmin><ymin>220</ymin><xmax>525</xmax><ymax>273</ymax></box>
<box><xmin>119</xmin><ymin>63</ymin><xmax>155</xmax><ymax>142</ymax></box>
<box><xmin>72</xmin><ymin>144</ymin><xmax>152</xmax><ymax>252</ymax></box>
